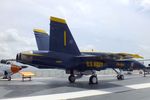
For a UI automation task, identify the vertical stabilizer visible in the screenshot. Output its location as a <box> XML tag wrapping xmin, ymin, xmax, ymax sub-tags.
<box><xmin>33</xmin><ymin>29</ymin><xmax>49</xmax><ymax>50</ymax></box>
<box><xmin>49</xmin><ymin>17</ymin><xmax>80</xmax><ymax>55</ymax></box>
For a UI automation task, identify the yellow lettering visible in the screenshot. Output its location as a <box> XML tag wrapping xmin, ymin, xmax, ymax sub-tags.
<box><xmin>86</xmin><ymin>61</ymin><xmax>104</xmax><ymax>68</ymax></box>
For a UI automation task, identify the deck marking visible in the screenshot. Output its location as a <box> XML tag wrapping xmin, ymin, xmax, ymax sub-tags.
<box><xmin>3</xmin><ymin>83</ymin><xmax>150</xmax><ymax>100</ymax></box>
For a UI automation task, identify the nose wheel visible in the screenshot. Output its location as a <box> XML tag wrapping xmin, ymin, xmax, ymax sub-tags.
<box><xmin>89</xmin><ymin>75</ymin><xmax>98</xmax><ymax>84</ymax></box>
<box><xmin>113</xmin><ymin>68</ymin><xmax>125</xmax><ymax>80</ymax></box>
<box><xmin>117</xmin><ymin>74</ymin><xmax>124</xmax><ymax>80</ymax></box>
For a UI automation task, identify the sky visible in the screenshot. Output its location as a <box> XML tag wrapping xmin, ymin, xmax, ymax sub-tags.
<box><xmin>0</xmin><ymin>0</ymin><xmax>150</xmax><ymax>59</ymax></box>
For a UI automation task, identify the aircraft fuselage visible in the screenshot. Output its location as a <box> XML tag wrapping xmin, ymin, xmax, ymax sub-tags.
<box><xmin>16</xmin><ymin>50</ymin><xmax>144</xmax><ymax>72</ymax></box>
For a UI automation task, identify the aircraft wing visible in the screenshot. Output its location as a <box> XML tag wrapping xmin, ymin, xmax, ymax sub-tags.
<box><xmin>82</xmin><ymin>51</ymin><xmax>143</xmax><ymax>60</ymax></box>
<box><xmin>0</xmin><ymin>59</ymin><xmax>16</xmax><ymax>64</ymax></box>
<box><xmin>115</xmin><ymin>53</ymin><xmax>143</xmax><ymax>59</ymax></box>
<box><xmin>0</xmin><ymin>59</ymin><xmax>28</xmax><ymax>69</ymax></box>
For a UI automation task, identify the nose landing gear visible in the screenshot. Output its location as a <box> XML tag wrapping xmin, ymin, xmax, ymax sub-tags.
<box><xmin>113</xmin><ymin>68</ymin><xmax>124</xmax><ymax>80</ymax></box>
<box><xmin>117</xmin><ymin>74</ymin><xmax>124</xmax><ymax>80</ymax></box>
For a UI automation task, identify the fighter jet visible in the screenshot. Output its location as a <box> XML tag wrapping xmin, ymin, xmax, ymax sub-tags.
<box><xmin>33</xmin><ymin>28</ymin><xmax>143</xmax><ymax>73</ymax></box>
<box><xmin>16</xmin><ymin>17</ymin><xmax>146</xmax><ymax>84</ymax></box>
<box><xmin>0</xmin><ymin>59</ymin><xmax>27</xmax><ymax>81</ymax></box>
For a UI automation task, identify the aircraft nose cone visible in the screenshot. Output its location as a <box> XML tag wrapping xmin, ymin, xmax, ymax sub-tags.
<box><xmin>134</xmin><ymin>61</ymin><xmax>145</xmax><ymax>70</ymax></box>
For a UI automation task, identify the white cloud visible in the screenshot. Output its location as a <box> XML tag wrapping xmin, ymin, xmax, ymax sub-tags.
<box><xmin>0</xmin><ymin>29</ymin><xmax>36</xmax><ymax>59</ymax></box>
<box><xmin>139</xmin><ymin>0</ymin><xmax>150</xmax><ymax>10</ymax></box>
<box><xmin>116</xmin><ymin>0</ymin><xmax>130</xmax><ymax>5</ymax></box>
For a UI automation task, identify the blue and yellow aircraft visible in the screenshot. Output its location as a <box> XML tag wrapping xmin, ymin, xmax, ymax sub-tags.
<box><xmin>16</xmin><ymin>17</ymin><xmax>146</xmax><ymax>84</ymax></box>
<box><xmin>33</xmin><ymin>28</ymin><xmax>144</xmax><ymax>72</ymax></box>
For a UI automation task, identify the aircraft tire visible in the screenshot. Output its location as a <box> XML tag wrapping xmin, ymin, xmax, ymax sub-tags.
<box><xmin>7</xmin><ymin>77</ymin><xmax>11</xmax><ymax>81</ymax></box>
<box><xmin>89</xmin><ymin>75</ymin><xmax>98</xmax><ymax>84</ymax></box>
<box><xmin>117</xmin><ymin>75</ymin><xmax>124</xmax><ymax>80</ymax></box>
<box><xmin>2</xmin><ymin>76</ymin><xmax>7</xmax><ymax>79</ymax></box>
<box><xmin>68</xmin><ymin>75</ymin><xmax>76</xmax><ymax>83</ymax></box>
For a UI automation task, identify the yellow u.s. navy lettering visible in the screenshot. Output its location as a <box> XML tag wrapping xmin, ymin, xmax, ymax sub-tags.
<box><xmin>86</xmin><ymin>61</ymin><xmax>104</xmax><ymax>68</ymax></box>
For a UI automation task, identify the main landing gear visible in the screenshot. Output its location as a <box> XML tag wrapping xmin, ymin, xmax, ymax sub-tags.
<box><xmin>67</xmin><ymin>68</ymin><xmax>125</xmax><ymax>84</ymax></box>
<box><xmin>2</xmin><ymin>76</ymin><xmax>11</xmax><ymax>81</ymax></box>
<box><xmin>68</xmin><ymin>70</ymin><xmax>98</xmax><ymax>84</ymax></box>
<box><xmin>89</xmin><ymin>75</ymin><xmax>98</xmax><ymax>84</ymax></box>
<box><xmin>68</xmin><ymin>74</ymin><xmax>98</xmax><ymax>84</ymax></box>
<box><xmin>3</xmin><ymin>71</ymin><xmax>12</xmax><ymax>81</ymax></box>
<box><xmin>68</xmin><ymin>75</ymin><xmax>76</xmax><ymax>83</ymax></box>
<box><xmin>113</xmin><ymin>68</ymin><xmax>124</xmax><ymax>80</ymax></box>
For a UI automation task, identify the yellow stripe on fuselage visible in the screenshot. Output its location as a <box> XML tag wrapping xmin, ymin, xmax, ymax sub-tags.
<box><xmin>22</xmin><ymin>53</ymin><xmax>43</xmax><ymax>57</ymax></box>
<box><xmin>64</xmin><ymin>31</ymin><xmax>67</xmax><ymax>47</ymax></box>
<box><xmin>56</xmin><ymin>61</ymin><xmax>62</xmax><ymax>63</ymax></box>
<box><xmin>50</xmin><ymin>16</ymin><xmax>66</xmax><ymax>24</ymax></box>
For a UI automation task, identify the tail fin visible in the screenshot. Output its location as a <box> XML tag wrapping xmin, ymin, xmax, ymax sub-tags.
<box><xmin>33</xmin><ymin>29</ymin><xmax>49</xmax><ymax>50</ymax></box>
<box><xmin>49</xmin><ymin>17</ymin><xmax>80</xmax><ymax>55</ymax></box>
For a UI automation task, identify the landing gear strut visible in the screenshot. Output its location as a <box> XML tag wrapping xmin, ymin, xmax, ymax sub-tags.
<box><xmin>3</xmin><ymin>71</ymin><xmax>11</xmax><ymax>81</ymax></box>
<box><xmin>113</xmin><ymin>68</ymin><xmax>124</xmax><ymax>80</ymax></box>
